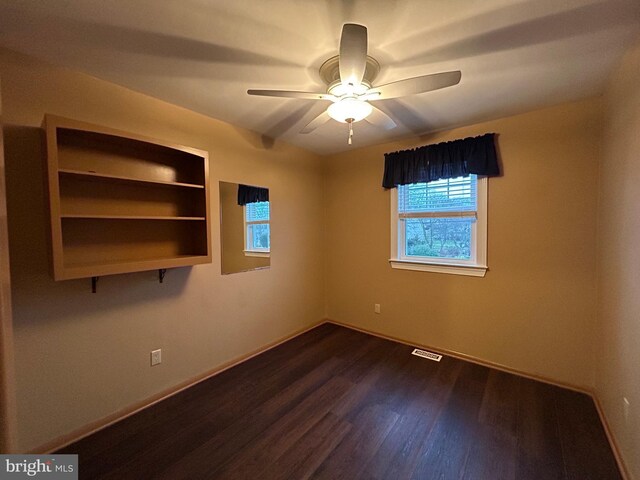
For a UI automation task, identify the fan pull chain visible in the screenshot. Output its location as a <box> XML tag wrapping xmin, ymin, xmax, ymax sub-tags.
<box><xmin>348</xmin><ymin>121</ymin><xmax>353</xmax><ymax>145</ymax></box>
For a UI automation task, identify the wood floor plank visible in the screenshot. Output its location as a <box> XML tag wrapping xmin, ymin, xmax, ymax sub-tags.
<box><xmin>148</xmin><ymin>329</ymin><xmax>383</xmax><ymax>479</ymax></box>
<box><xmin>515</xmin><ymin>379</ymin><xmax>566</xmax><ymax>480</ymax></box>
<box><xmin>113</xmin><ymin>356</ymin><xmax>346</xmax><ymax>479</ymax></box>
<box><xmin>478</xmin><ymin>369</ymin><xmax>519</xmax><ymax>436</ymax></box>
<box><xmin>334</xmin><ymin>333</ymin><xmax>402</xmax><ymax>384</ymax></box>
<box><xmin>213</xmin><ymin>375</ymin><xmax>354</xmax><ymax>479</ymax></box>
<box><xmin>338</xmin><ymin>342</ymin><xmax>414</xmax><ymax>421</ymax></box>
<box><xmin>259</xmin><ymin>412</ymin><xmax>352</xmax><ymax>480</ymax></box>
<box><xmin>57</xmin><ymin>324</ymin><xmax>622</xmax><ymax>480</ymax></box>
<box><xmin>461</xmin><ymin>425</ymin><xmax>517</xmax><ymax>480</ymax></box>
<box><xmin>310</xmin><ymin>403</ymin><xmax>399</xmax><ymax>480</ymax></box>
<box><xmin>460</xmin><ymin>369</ymin><xmax>520</xmax><ymax>480</ymax></box>
<box><xmin>554</xmin><ymin>388</ymin><xmax>622</xmax><ymax>480</ymax></box>
<box><xmin>410</xmin><ymin>362</ymin><xmax>490</xmax><ymax>479</ymax></box>
<box><xmin>365</xmin><ymin>358</ymin><xmax>463</xmax><ymax>479</ymax></box>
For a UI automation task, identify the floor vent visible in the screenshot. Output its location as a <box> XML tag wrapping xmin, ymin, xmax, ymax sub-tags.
<box><xmin>411</xmin><ymin>348</ymin><xmax>442</xmax><ymax>362</ymax></box>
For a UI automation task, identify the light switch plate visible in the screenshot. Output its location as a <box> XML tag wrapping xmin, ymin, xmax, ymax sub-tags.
<box><xmin>151</xmin><ymin>349</ymin><xmax>162</xmax><ymax>366</ymax></box>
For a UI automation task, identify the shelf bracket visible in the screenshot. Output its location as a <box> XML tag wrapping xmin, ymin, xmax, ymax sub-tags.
<box><xmin>159</xmin><ymin>269</ymin><xmax>167</xmax><ymax>284</ymax></box>
<box><xmin>91</xmin><ymin>276</ymin><xmax>99</xmax><ymax>293</ymax></box>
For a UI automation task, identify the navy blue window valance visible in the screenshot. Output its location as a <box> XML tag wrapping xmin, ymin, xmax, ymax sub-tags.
<box><xmin>382</xmin><ymin>133</ymin><xmax>500</xmax><ymax>188</ymax></box>
<box><xmin>237</xmin><ymin>184</ymin><xmax>269</xmax><ymax>206</ymax></box>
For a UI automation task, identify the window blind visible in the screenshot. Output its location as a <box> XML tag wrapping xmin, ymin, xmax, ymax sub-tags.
<box><xmin>398</xmin><ymin>175</ymin><xmax>477</xmax><ymax>216</ymax></box>
<box><xmin>246</xmin><ymin>201</ymin><xmax>270</xmax><ymax>223</ymax></box>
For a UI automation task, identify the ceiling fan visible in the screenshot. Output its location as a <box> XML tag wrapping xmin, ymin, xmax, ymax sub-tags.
<box><xmin>248</xmin><ymin>23</ymin><xmax>461</xmax><ymax>144</ymax></box>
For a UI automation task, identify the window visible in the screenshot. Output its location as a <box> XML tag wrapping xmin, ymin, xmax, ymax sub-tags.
<box><xmin>244</xmin><ymin>201</ymin><xmax>270</xmax><ymax>257</ymax></box>
<box><xmin>390</xmin><ymin>175</ymin><xmax>487</xmax><ymax>276</ymax></box>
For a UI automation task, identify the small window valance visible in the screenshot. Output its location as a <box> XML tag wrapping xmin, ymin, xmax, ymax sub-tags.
<box><xmin>237</xmin><ymin>184</ymin><xmax>269</xmax><ymax>206</ymax></box>
<box><xmin>382</xmin><ymin>133</ymin><xmax>500</xmax><ymax>188</ymax></box>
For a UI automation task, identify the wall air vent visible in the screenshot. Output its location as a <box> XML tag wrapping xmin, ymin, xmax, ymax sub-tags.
<box><xmin>411</xmin><ymin>348</ymin><xmax>442</xmax><ymax>362</ymax></box>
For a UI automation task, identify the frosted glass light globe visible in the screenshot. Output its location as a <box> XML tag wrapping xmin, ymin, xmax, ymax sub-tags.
<box><xmin>327</xmin><ymin>98</ymin><xmax>373</xmax><ymax>123</ymax></box>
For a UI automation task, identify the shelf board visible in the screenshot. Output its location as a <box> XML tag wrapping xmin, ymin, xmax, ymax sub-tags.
<box><xmin>58</xmin><ymin>168</ymin><xmax>205</xmax><ymax>189</ymax></box>
<box><xmin>61</xmin><ymin>214</ymin><xmax>206</xmax><ymax>221</ymax></box>
<box><xmin>60</xmin><ymin>254</ymin><xmax>211</xmax><ymax>280</ymax></box>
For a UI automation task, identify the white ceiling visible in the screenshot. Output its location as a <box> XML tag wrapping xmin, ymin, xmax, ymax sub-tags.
<box><xmin>0</xmin><ymin>0</ymin><xmax>638</xmax><ymax>154</ymax></box>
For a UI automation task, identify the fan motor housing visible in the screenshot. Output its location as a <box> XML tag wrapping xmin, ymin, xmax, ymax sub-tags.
<box><xmin>319</xmin><ymin>55</ymin><xmax>380</xmax><ymax>90</ymax></box>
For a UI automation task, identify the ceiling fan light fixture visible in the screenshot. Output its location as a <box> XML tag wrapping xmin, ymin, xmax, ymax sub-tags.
<box><xmin>247</xmin><ymin>24</ymin><xmax>461</xmax><ymax>139</ymax></box>
<box><xmin>327</xmin><ymin>98</ymin><xmax>372</xmax><ymax>123</ymax></box>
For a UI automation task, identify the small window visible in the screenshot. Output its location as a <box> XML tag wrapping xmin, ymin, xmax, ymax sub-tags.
<box><xmin>390</xmin><ymin>175</ymin><xmax>487</xmax><ymax>276</ymax></box>
<box><xmin>244</xmin><ymin>201</ymin><xmax>270</xmax><ymax>257</ymax></box>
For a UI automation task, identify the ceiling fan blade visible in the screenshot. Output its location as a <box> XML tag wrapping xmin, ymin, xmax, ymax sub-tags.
<box><xmin>247</xmin><ymin>90</ymin><xmax>336</xmax><ymax>101</ymax></box>
<box><xmin>339</xmin><ymin>23</ymin><xmax>368</xmax><ymax>87</ymax></box>
<box><xmin>368</xmin><ymin>71</ymin><xmax>462</xmax><ymax>100</ymax></box>
<box><xmin>364</xmin><ymin>105</ymin><xmax>397</xmax><ymax>130</ymax></box>
<box><xmin>300</xmin><ymin>111</ymin><xmax>331</xmax><ymax>134</ymax></box>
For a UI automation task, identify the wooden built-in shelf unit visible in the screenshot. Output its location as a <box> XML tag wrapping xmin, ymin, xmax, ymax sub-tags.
<box><xmin>43</xmin><ymin>115</ymin><xmax>211</xmax><ymax>282</ymax></box>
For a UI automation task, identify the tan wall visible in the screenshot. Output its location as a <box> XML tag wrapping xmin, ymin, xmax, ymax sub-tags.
<box><xmin>220</xmin><ymin>181</ymin><xmax>270</xmax><ymax>274</ymax></box>
<box><xmin>0</xmin><ymin>48</ymin><xmax>324</xmax><ymax>452</ymax></box>
<box><xmin>597</xmin><ymin>39</ymin><xmax>640</xmax><ymax>480</ymax></box>
<box><xmin>324</xmin><ymin>98</ymin><xmax>602</xmax><ymax>389</ymax></box>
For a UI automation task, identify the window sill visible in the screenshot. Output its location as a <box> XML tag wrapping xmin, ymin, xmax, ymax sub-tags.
<box><xmin>389</xmin><ymin>259</ymin><xmax>487</xmax><ymax>277</ymax></box>
<box><xmin>244</xmin><ymin>250</ymin><xmax>270</xmax><ymax>258</ymax></box>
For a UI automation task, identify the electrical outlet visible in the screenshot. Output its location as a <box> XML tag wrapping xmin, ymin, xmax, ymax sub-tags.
<box><xmin>374</xmin><ymin>304</ymin><xmax>381</xmax><ymax>314</ymax></box>
<box><xmin>151</xmin><ymin>349</ymin><xmax>162</xmax><ymax>366</ymax></box>
<box><xmin>623</xmin><ymin>397</ymin><xmax>630</xmax><ymax>422</ymax></box>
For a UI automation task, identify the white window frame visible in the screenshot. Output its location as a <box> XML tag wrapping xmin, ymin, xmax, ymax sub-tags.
<box><xmin>243</xmin><ymin>203</ymin><xmax>270</xmax><ymax>258</ymax></box>
<box><xmin>390</xmin><ymin>176</ymin><xmax>488</xmax><ymax>277</ymax></box>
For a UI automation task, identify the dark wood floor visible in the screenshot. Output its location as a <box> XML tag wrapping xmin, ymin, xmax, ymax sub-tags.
<box><xmin>59</xmin><ymin>323</ymin><xmax>621</xmax><ymax>479</ymax></box>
